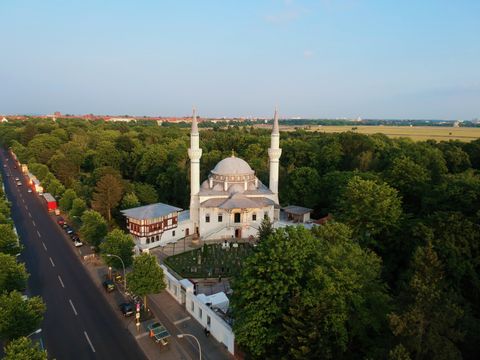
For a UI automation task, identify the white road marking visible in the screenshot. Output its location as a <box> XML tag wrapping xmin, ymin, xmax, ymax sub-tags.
<box><xmin>28</xmin><ymin>212</ymin><xmax>32</xmax><ymax>218</ymax></box>
<box><xmin>173</xmin><ymin>316</ymin><xmax>191</xmax><ymax>325</ymax></box>
<box><xmin>135</xmin><ymin>332</ymin><xmax>150</xmax><ymax>340</ymax></box>
<box><xmin>25</xmin><ymin>204</ymin><xmax>28</xmax><ymax>210</ymax></box>
<box><xmin>69</xmin><ymin>299</ymin><xmax>78</xmax><ymax>316</ymax></box>
<box><xmin>49</xmin><ymin>257</ymin><xmax>55</xmax><ymax>267</ymax></box>
<box><xmin>32</xmin><ymin>220</ymin><xmax>36</xmax><ymax>227</ymax></box>
<box><xmin>58</xmin><ymin>275</ymin><xmax>65</xmax><ymax>288</ymax></box>
<box><xmin>37</xmin><ymin>230</ymin><xmax>41</xmax><ymax>237</ymax></box>
<box><xmin>22</xmin><ymin>198</ymin><xmax>25</xmax><ymax>203</ymax></box>
<box><xmin>42</xmin><ymin>242</ymin><xmax>47</xmax><ymax>251</ymax></box>
<box><xmin>84</xmin><ymin>331</ymin><xmax>95</xmax><ymax>353</ymax></box>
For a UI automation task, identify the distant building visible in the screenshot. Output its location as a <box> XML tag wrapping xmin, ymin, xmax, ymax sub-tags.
<box><xmin>1</xmin><ymin>117</ymin><xmax>8</xmax><ymax>123</ymax></box>
<box><xmin>453</xmin><ymin>120</ymin><xmax>461</xmax><ymax>127</ymax></box>
<box><xmin>107</xmin><ymin>117</ymin><xmax>137</xmax><ymax>123</ymax></box>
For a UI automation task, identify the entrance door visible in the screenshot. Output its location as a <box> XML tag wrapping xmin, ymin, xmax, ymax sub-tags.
<box><xmin>185</xmin><ymin>228</ymin><xmax>190</xmax><ymax>236</ymax></box>
<box><xmin>235</xmin><ymin>228</ymin><xmax>241</xmax><ymax>239</ymax></box>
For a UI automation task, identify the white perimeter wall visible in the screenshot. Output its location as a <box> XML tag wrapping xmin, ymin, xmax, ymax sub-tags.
<box><xmin>160</xmin><ymin>265</ymin><xmax>235</xmax><ymax>355</ymax></box>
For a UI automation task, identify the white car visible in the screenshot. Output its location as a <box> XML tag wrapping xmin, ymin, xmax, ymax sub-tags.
<box><xmin>74</xmin><ymin>240</ymin><xmax>83</xmax><ymax>247</ymax></box>
<box><xmin>27</xmin><ymin>188</ymin><xmax>32</xmax><ymax>193</ymax></box>
<box><xmin>16</xmin><ymin>181</ymin><xmax>22</xmax><ymax>186</ymax></box>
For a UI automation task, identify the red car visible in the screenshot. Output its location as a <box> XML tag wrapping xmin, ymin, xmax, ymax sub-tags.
<box><xmin>57</xmin><ymin>217</ymin><xmax>65</xmax><ymax>226</ymax></box>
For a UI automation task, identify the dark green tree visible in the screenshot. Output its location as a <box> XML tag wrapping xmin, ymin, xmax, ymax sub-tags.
<box><xmin>91</xmin><ymin>174</ymin><xmax>124</xmax><ymax>222</ymax></box>
<box><xmin>126</xmin><ymin>253</ymin><xmax>165</xmax><ymax>308</ymax></box>
<box><xmin>100</xmin><ymin>229</ymin><xmax>135</xmax><ymax>268</ymax></box>
<box><xmin>0</xmin><ymin>253</ymin><xmax>28</xmax><ymax>293</ymax></box>
<box><xmin>0</xmin><ymin>291</ymin><xmax>45</xmax><ymax>341</ymax></box>
<box><xmin>0</xmin><ymin>224</ymin><xmax>22</xmax><ymax>256</ymax></box>
<box><xmin>58</xmin><ymin>189</ymin><xmax>77</xmax><ymax>212</ymax></box>
<box><xmin>79</xmin><ymin>210</ymin><xmax>108</xmax><ymax>248</ymax></box>
<box><xmin>3</xmin><ymin>337</ymin><xmax>47</xmax><ymax>360</ymax></box>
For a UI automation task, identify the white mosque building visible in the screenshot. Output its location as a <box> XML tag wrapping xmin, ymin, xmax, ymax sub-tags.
<box><xmin>122</xmin><ymin>109</ymin><xmax>308</xmax><ymax>251</ymax></box>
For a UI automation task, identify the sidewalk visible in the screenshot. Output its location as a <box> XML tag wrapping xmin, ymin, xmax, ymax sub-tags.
<box><xmin>148</xmin><ymin>292</ymin><xmax>233</xmax><ymax>360</ymax></box>
<box><xmin>83</xmin><ymin>258</ymin><xmax>233</xmax><ymax>360</ymax></box>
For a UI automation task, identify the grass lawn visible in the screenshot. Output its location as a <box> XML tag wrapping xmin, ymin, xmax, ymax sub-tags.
<box><xmin>164</xmin><ymin>243</ymin><xmax>254</xmax><ymax>279</ymax></box>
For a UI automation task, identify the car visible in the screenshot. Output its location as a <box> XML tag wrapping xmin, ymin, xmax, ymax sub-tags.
<box><xmin>74</xmin><ymin>240</ymin><xmax>83</xmax><ymax>247</ymax></box>
<box><xmin>103</xmin><ymin>280</ymin><xmax>115</xmax><ymax>292</ymax></box>
<box><xmin>62</xmin><ymin>223</ymin><xmax>69</xmax><ymax>229</ymax></box>
<box><xmin>57</xmin><ymin>217</ymin><xmax>65</xmax><ymax>226</ymax></box>
<box><xmin>69</xmin><ymin>232</ymin><xmax>78</xmax><ymax>239</ymax></box>
<box><xmin>27</xmin><ymin>188</ymin><xmax>32</xmax><ymax>193</ymax></box>
<box><xmin>64</xmin><ymin>226</ymin><xmax>74</xmax><ymax>234</ymax></box>
<box><xmin>70</xmin><ymin>235</ymin><xmax>80</xmax><ymax>242</ymax></box>
<box><xmin>13</xmin><ymin>165</ymin><xmax>17</xmax><ymax>169</ymax></box>
<box><xmin>3</xmin><ymin>164</ymin><xmax>6</xmax><ymax>167</ymax></box>
<box><xmin>119</xmin><ymin>302</ymin><xmax>134</xmax><ymax>317</ymax></box>
<box><xmin>16</xmin><ymin>181</ymin><xmax>22</xmax><ymax>186</ymax></box>
<box><xmin>147</xmin><ymin>321</ymin><xmax>170</xmax><ymax>345</ymax></box>
<box><xmin>15</xmin><ymin>177</ymin><xmax>19</xmax><ymax>181</ymax></box>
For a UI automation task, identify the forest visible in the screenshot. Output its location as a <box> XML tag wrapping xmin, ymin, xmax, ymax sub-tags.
<box><xmin>0</xmin><ymin>118</ymin><xmax>479</xmax><ymax>359</ymax></box>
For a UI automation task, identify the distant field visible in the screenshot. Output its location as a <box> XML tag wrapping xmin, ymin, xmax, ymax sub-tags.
<box><xmin>265</xmin><ymin>125</ymin><xmax>480</xmax><ymax>142</ymax></box>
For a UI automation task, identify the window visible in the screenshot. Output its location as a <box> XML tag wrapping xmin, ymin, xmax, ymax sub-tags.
<box><xmin>206</xmin><ymin>214</ymin><xmax>210</xmax><ymax>223</ymax></box>
<box><xmin>234</xmin><ymin>213</ymin><xmax>241</xmax><ymax>223</ymax></box>
<box><xmin>172</xmin><ymin>230</ymin><xmax>175</xmax><ymax>237</ymax></box>
<box><xmin>191</xmin><ymin>301</ymin><xmax>195</xmax><ymax>311</ymax></box>
<box><xmin>156</xmin><ymin>235</ymin><xmax>159</xmax><ymax>241</ymax></box>
<box><xmin>199</xmin><ymin>308</ymin><xmax>203</xmax><ymax>319</ymax></box>
<box><xmin>252</xmin><ymin>213</ymin><xmax>257</xmax><ymax>221</ymax></box>
<box><xmin>218</xmin><ymin>214</ymin><xmax>223</xmax><ymax>222</ymax></box>
<box><xmin>146</xmin><ymin>237</ymin><xmax>150</xmax><ymax>244</ymax></box>
<box><xmin>207</xmin><ymin>315</ymin><xmax>211</xmax><ymax>326</ymax></box>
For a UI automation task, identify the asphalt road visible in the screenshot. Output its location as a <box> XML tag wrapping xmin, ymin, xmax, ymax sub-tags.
<box><xmin>1</xmin><ymin>149</ymin><xmax>146</xmax><ymax>360</ymax></box>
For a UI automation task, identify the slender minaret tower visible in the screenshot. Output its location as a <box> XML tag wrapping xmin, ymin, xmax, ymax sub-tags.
<box><xmin>188</xmin><ymin>108</ymin><xmax>202</xmax><ymax>233</ymax></box>
<box><xmin>268</xmin><ymin>108</ymin><xmax>282</xmax><ymax>204</ymax></box>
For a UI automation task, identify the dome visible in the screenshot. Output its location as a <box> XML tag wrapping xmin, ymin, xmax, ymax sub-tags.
<box><xmin>211</xmin><ymin>156</ymin><xmax>254</xmax><ymax>176</ymax></box>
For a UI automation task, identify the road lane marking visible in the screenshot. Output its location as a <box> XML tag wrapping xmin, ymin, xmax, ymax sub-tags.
<box><xmin>49</xmin><ymin>257</ymin><xmax>55</xmax><ymax>267</ymax></box>
<box><xmin>32</xmin><ymin>220</ymin><xmax>36</xmax><ymax>227</ymax></box>
<box><xmin>84</xmin><ymin>331</ymin><xmax>96</xmax><ymax>353</ymax></box>
<box><xmin>28</xmin><ymin>212</ymin><xmax>32</xmax><ymax>218</ymax></box>
<box><xmin>58</xmin><ymin>275</ymin><xmax>65</xmax><ymax>288</ymax></box>
<box><xmin>22</xmin><ymin>198</ymin><xmax>25</xmax><ymax>203</ymax></box>
<box><xmin>173</xmin><ymin>316</ymin><xmax>191</xmax><ymax>325</ymax></box>
<box><xmin>69</xmin><ymin>299</ymin><xmax>78</xmax><ymax>316</ymax></box>
<box><xmin>25</xmin><ymin>204</ymin><xmax>27</xmax><ymax>210</ymax></box>
<box><xmin>42</xmin><ymin>242</ymin><xmax>47</xmax><ymax>251</ymax></box>
<box><xmin>37</xmin><ymin>230</ymin><xmax>41</xmax><ymax>237</ymax></box>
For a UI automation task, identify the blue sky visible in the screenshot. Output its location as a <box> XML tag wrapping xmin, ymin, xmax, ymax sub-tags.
<box><xmin>1</xmin><ymin>0</ymin><xmax>479</xmax><ymax>119</ymax></box>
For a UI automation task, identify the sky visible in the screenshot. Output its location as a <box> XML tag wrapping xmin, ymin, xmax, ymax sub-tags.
<box><xmin>1</xmin><ymin>0</ymin><xmax>479</xmax><ymax>119</ymax></box>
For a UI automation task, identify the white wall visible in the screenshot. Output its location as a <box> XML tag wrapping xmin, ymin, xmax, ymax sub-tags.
<box><xmin>135</xmin><ymin>219</ymin><xmax>193</xmax><ymax>251</ymax></box>
<box><xmin>160</xmin><ymin>265</ymin><xmax>235</xmax><ymax>355</ymax></box>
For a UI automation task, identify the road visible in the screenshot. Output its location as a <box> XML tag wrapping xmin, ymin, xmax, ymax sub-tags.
<box><xmin>1</xmin><ymin>149</ymin><xmax>146</xmax><ymax>360</ymax></box>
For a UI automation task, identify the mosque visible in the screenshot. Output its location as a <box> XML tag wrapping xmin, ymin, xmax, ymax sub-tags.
<box><xmin>122</xmin><ymin>109</ymin><xmax>309</xmax><ymax>251</ymax></box>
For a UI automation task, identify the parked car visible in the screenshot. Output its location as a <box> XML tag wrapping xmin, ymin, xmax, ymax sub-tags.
<box><xmin>16</xmin><ymin>181</ymin><xmax>22</xmax><ymax>186</ymax></box>
<box><xmin>147</xmin><ymin>321</ymin><xmax>170</xmax><ymax>345</ymax></box>
<box><xmin>64</xmin><ymin>226</ymin><xmax>74</xmax><ymax>234</ymax></box>
<box><xmin>62</xmin><ymin>223</ymin><xmax>69</xmax><ymax>229</ymax></box>
<box><xmin>119</xmin><ymin>303</ymin><xmax>134</xmax><ymax>317</ymax></box>
<box><xmin>57</xmin><ymin>217</ymin><xmax>65</xmax><ymax>226</ymax></box>
<box><xmin>73</xmin><ymin>240</ymin><xmax>83</xmax><ymax>247</ymax></box>
<box><xmin>27</xmin><ymin>188</ymin><xmax>32</xmax><ymax>193</ymax></box>
<box><xmin>70</xmin><ymin>235</ymin><xmax>80</xmax><ymax>242</ymax></box>
<box><xmin>103</xmin><ymin>280</ymin><xmax>115</xmax><ymax>292</ymax></box>
<box><xmin>15</xmin><ymin>177</ymin><xmax>19</xmax><ymax>181</ymax></box>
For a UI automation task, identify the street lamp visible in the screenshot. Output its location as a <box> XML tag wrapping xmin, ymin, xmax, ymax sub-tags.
<box><xmin>26</xmin><ymin>328</ymin><xmax>42</xmax><ymax>338</ymax></box>
<box><xmin>177</xmin><ymin>333</ymin><xmax>202</xmax><ymax>360</ymax></box>
<box><xmin>106</xmin><ymin>254</ymin><xmax>127</xmax><ymax>291</ymax></box>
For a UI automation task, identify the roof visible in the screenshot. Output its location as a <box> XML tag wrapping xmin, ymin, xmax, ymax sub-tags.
<box><xmin>43</xmin><ymin>193</ymin><xmax>56</xmax><ymax>203</ymax></box>
<box><xmin>211</xmin><ymin>156</ymin><xmax>254</xmax><ymax>176</ymax></box>
<box><xmin>121</xmin><ymin>203</ymin><xmax>182</xmax><ymax>220</ymax></box>
<box><xmin>201</xmin><ymin>194</ymin><xmax>275</xmax><ymax>210</ymax></box>
<box><xmin>282</xmin><ymin>205</ymin><xmax>313</xmax><ymax>215</ymax></box>
<box><xmin>178</xmin><ymin>210</ymin><xmax>190</xmax><ymax>222</ymax></box>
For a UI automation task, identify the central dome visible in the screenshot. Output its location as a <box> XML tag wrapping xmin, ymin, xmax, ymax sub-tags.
<box><xmin>211</xmin><ymin>156</ymin><xmax>254</xmax><ymax>176</ymax></box>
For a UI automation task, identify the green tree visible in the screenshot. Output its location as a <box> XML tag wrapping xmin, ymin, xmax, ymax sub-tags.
<box><xmin>126</xmin><ymin>253</ymin><xmax>165</xmax><ymax>309</ymax></box>
<box><xmin>0</xmin><ymin>253</ymin><xmax>28</xmax><ymax>293</ymax></box>
<box><xmin>58</xmin><ymin>189</ymin><xmax>77</xmax><ymax>212</ymax></box>
<box><xmin>284</xmin><ymin>167</ymin><xmax>321</xmax><ymax>208</ymax></box>
<box><xmin>69</xmin><ymin>198</ymin><xmax>87</xmax><ymax>219</ymax></box>
<box><xmin>0</xmin><ymin>291</ymin><xmax>45</xmax><ymax>341</ymax></box>
<box><xmin>121</xmin><ymin>192</ymin><xmax>140</xmax><ymax>210</ymax></box>
<box><xmin>92</xmin><ymin>174</ymin><xmax>124</xmax><ymax>222</ymax></box>
<box><xmin>100</xmin><ymin>229</ymin><xmax>135</xmax><ymax>268</ymax></box>
<box><xmin>257</xmin><ymin>216</ymin><xmax>273</xmax><ymax>241</ymax></box>
<box><xmin>337</xmin><ymin>176</ymin><xmax>402</xmax><ymax>246</ymax></box>
<box><xmin>0</xmin><ymin>224</ymin><xmax>22</xmax><ymax>256</ymax></box>
<box><xmin>133</xmin><ymin>182</ymin><xmax>158</xmax><ymax>204</ymax></box>
<box><xmin>388</xmin><ymin>243</ymin><xmax>463</xmax><ymax>360</ymax></box>
<box><xmin>3</xmin><ymin>337</ymin><xmax>47</xmax><ymax>360</ymax></box>
<box><xmin>79</xmin><ymin>210</ymin><xmax>108</xmax><ymax>248</ymax></box>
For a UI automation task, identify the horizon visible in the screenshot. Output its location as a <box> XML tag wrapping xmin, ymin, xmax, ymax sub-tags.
<box><xmin>1</xmin><ymin>1</ymin><xmax>479</xmax><ymax>119</ymax></box>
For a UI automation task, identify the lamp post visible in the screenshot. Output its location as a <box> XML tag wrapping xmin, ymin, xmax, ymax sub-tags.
<box><xmin>177</xmin><ymin>333</ymin><xmax>202</xmax><ymax>360</ymax></box>
<box><xmin>106</xmin><ymin>254</ymin><xmax>127</xmax><ymax>291</ymax></box>
<box><xmin>26</xmin><ymin>328</ymin><xmax>42</xmax><ymax>338</ymax></box>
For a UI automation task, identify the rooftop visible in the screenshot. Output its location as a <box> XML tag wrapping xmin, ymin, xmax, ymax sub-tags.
<box><xmin>121</xmin><ymin>203</ymin><xmax>183</xmax><ymax>220</ymax></box>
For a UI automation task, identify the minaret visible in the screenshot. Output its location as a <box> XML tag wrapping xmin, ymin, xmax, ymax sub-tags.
<box><xmin>268</xmin><ymin>108</ymin><xmax>282</xmax><ymax>203</ymax></box>
<box><xmin>188</xmin><ymin>108</ymin><xmax>202</xmax><ymax>233</ymax></box>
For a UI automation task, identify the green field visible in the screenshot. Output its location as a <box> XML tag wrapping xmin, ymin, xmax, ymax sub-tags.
<box><xmin>255</xmin><ymin>124</ymin><xmax>480</xmax><ymax>142</ymax></box>
<box><xmin>164</xmin><ymin>243</ymin><xmax>254</xmax><ymax>279</ymax></box>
